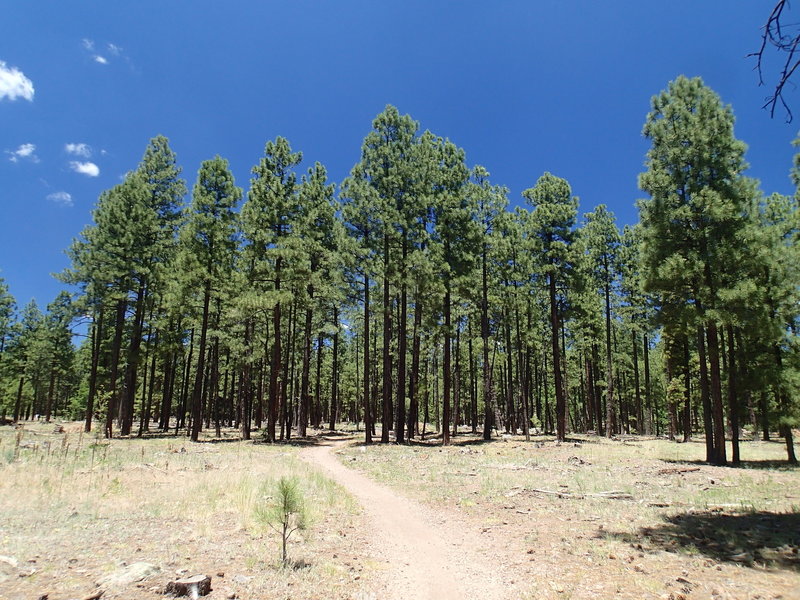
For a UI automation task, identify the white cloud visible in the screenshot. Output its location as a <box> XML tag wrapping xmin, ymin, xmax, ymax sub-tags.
<box><xmin>0</xmin><ymin>60</ymin><xmax>34</xmax><ymax>101</ymax></box>
<box><xmin>70</xmin><ymin>161</ymin><xmax>100</xmax><ymax>177</ymax></box>
<box><xmin>47</xmin><ymin>191</ymin><xmax>73</xmax><ymax>207</ymax></box>
<box><xmin>82</xmin><ymin>40</ymin><xmax>124</xmax><ymax>67</ymax></box>
<box><xmin>65</xmin><ymin>143</ymin><xmax>92</xmax><ymax>157</ymax></box>
<box><xmin>6</xmin><ymin>143</ymin><xmax>38</xmax><ymax>163</ymax></box>
<box><xmin>13</xmin><ymin>143</ymin><xmax>35</xmax><ymax>158</ymax></box>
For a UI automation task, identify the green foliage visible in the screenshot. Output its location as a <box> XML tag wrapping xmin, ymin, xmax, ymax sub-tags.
<box><xmin>254</xmin><ymin>476</ymin><xmax>310</xmax><ymax>567</ymax></box>
<box><xmin>5</xmin><ymin>87</ymin><xmax>798</xmax><ymax>465</ymax></box>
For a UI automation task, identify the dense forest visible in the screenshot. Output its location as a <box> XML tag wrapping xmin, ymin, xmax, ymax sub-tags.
<box><xmin>1</xmin><ymin>75</ymin><xmax>798</xmax><ymax>466</ymax></box>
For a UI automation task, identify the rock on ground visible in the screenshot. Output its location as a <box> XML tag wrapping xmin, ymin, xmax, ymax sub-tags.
<box><xmin>96</xmin><ymin>562</ymin><xmax>160</xmax><ymax>588</ymax></box>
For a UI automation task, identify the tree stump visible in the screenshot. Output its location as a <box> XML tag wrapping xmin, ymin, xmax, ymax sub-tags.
<box><xmin>164</xmin><ymin>574</ymin><xmax>211</xmax><ymax>597</ymax></box>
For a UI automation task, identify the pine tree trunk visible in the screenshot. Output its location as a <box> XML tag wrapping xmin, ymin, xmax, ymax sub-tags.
<box><xmin>726</xmin><ymin>325</ymin><xmax>740</xmax><ymax>465</ymax></box>
<box><xmin>106</xmin><ymin>297</ymin><xmax>127</xmax><ymax>439</ymax></box>
<box><xmin>177</xmin><ymin>328</ymin><xmax>195</xmax><ymax>435</ymax></box>
<box><xmin>121</xmin><ymin>282</ymin><xmax>147</xmax><ymax>436</ymax></box>
<box><xmin>697</xmin><ymin>326</ymin><xmax>715</xmax><ymax>463</ymax></box>
<box><xmin>159</xmin><ymin>350</ymin><xmax>177</xmax><ymax>430</ymax></box>
<box><xmin>137</xmin><ymin>342</ymin><xmax>150</xmax><ymax>437</ymax></box>
<box><xmin>363</xmin><ymin>273</ymin><xmax>372</xmax><ymax>444</ymax></box>
<box><xmin>371</xmin><ymin>312</ymin><xmax>378</xmax><ymax>437</ymax></box>
<box><xmin>682</xmin><ymin>337</ymin><xmax>692</xmax><ymax>442</ymax></box>
<box><xmin>268</xmin><ymin>260</ymin><xmax>283</xmax><ymax>443</ymax></box>
<box><xmin>481</xmin><ymin>243</ymin><xmax>494</xmax><ymax>440</ymax></box>
<box><xmin>212</xmin><ymin>338</ymin><xmax>221</xmax><ymax>438</ymax></box>
<box><xmin>705</xmin><ymin>322</ymin><xmax>727</xmax><ymax>465</ymax></box>
<box><xmin>240</xmin><ymin>322</ymin><xmax>252</xmax><ymax>440</ymax></box>
<box><xmin>585</xmin><ymin>357</ymin><xmax>595</xmax><ymax>432</ymax></box>
<box><xmin>453</xmin><ymin>321</ymin><xmax>461</xmax><ymax>438</ymax></box>
<box><xmin>396</xmin><ymin>236</ymin><xmax>408</xmax><ymax>443</ymax></box>
<box><xmin>190</xmin><ymin>284</ymin><xmax>211</xmax><ymax>442</ymax></box>
<box><xmin>408</xmin><ymin>296</ymin><xmax>422</xmax><ymax>438</ymax></box>
<box><xmin>561</xmin><ymin>314</ymin><xmax>572</xmax><ymax>433</ymax></box>
<box><xmin>773</xmin><ymin>344</ymin><xmax>798</xmax><ymax>464</ymax></box>
<box><xmin>442</xmin><ymin>282</ymin><xmax>451</xmax><ymax>446</ymax></box>
<box><xmin>330</xmin><ymin>307</ymin><xmax>339</xmax><ymax>431</ymax></box>
<box><xmin>604</xmin><ymin>280</ymin><xmax>614</xmax><ymax>439</ymax></box>
<box><xmin>549</xmin><ymin>272</ymin><xmax>566</xmax><ymax>442</ymax></box>
<box><xmin>85</xmin><ymin>304</ymin><xmax>104</xmax><ymax>433</ymax></box>
<box><xmin>284</xmin><ymin>301</ymin><xmax>297</xmax><ymax>440</ymax></box>
<box><xmin>515</xmin><ymin>308</ymin><xmax>530</xmax><ymax>441</ymax></box>
<box><xmin>760</xmin><ymin>391</ymin><xmax>770</xmax><ymax>441</ymax></box>
<box><xmin>145</xmin><ymin>334</ymin><xmax>158</xmax><ymax>432</ymax></box>
<box><xmin>298</xmin><ymin>299</ymin><xmax>313</xmax><ymax>438</ymax></box>
<box><xmin>43</xmin><ymin>358</ymin><xmax>55</xmax><ymax>423</ymax></box>
<box><xmin>644</xmin><ymin>333</ymin><xmax>653</xmax><ymax>436</ymax></box>
<box><xmin>631</xmin><ymin>330</ymin><xmax>642</xmax><ymax>434</ymax></box>
<box><xmin>381</xmin><ymin>233</ymin><xmax>392</xmax><ymax>443</ymax></box>
<box><xmin>13</xmin><ymin>375</ymin><xmax>24</xmax><ymax>422</ymax></box>
<box><xmin>468</xmin><ymin>318</ymin><xmax>477</xmax><ymax>434</ymax></box>
<box><xmin>315</xmin><ymin>332</ymin><xmax>323</xmax><ymax>429</ymax></box>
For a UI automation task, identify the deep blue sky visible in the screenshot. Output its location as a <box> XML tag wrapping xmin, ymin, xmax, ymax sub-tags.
<box><xmin>1</xmin><ymin>1</ymin><xmax>797</xmax><ymax>309</ymax></box>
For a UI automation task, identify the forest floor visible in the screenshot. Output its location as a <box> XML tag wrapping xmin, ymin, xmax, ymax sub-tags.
<box><xmin>335</xmin><ymin>429</ymin><xmax>800</xmax><ymax>600</ymax></box>
<box><xmin>0</xmin><ymin>422</ymin><xmax>798</xmax><ymax>600</ymax></box>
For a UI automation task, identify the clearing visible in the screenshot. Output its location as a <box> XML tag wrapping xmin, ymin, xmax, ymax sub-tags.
<box><xmin>0</xmin><ymin>423</ymin><xmax>798</xmax><ymax>600</ymax></box>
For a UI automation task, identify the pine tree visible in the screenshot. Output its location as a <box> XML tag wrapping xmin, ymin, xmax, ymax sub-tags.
<box><xmin>639</xmin><ymin>76</ymin><xmax>754</xmax><ymax>465</ymax></box>
<box><xmin>582</xmin><ymin>205</ymin><xmax>621</xmax><ymax>436</ymax></box>
<box><xmin>429</xmin><ymin>135</ymin><xmax>474</xmax><ymax>445</ymax></box>
<box><xmin>119</xmin><ymin>136</ymin><xmax>186</xmax><ymax>436</ymax></box>
<box><xmin>295</xmin><ymin>162</ymin><xmax>337</xmax><ymax>437</ymax></box>
<box><xmin>41</xmin><ymin>292</ymin><xmax>76</xmax><ymax>422</ymax></box>
<box><xmin>179</xmin><ymin>156</ymin><xmax>241</xmax><ymax>442</ymax></box>
<box><xmin>0</xmin><ymin>278</ymin><xmax>14</xmax><ymax>360</ymax></box>
<box><xmin>523</xmin><ymin>173</ymin><xmax>578</xmax><ymax>443</ymax></box>
<box><xmin>469</xmin><ymin>168</ymin><xmax>508</xmax><ymax>440</ymax></box>
<box><xmin>344</xmin><ymin>105</ymin><xmax>421</xmax><ymax>443</ymax></box>
<box><xmin>241</xmin><ymin>137</ymin><xmax>303</xmax><ymax>442</ymax></box>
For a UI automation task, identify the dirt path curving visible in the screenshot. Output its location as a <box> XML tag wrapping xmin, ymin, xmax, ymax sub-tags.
<box><xmin>302</xmin><ymin>437</ymin><xmax>513</xmax><ymax>600</ymax></box>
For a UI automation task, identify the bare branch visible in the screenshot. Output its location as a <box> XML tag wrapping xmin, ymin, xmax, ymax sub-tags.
<box><xmin>750</xmin><ymin>0</ymin><xmax>798</xmax><ymax>122</ymax></box>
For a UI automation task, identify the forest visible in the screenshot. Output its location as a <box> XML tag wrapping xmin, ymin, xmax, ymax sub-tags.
<box><xmin>1</xmin><ymin>75</ymin><xmax>798</xmax><ymax>466</ymax></box>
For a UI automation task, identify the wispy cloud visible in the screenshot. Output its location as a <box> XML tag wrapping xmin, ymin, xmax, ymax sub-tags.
<box><xmin>6</xmin><ymin>143</ymin><xmax>39</xmax><ymax>163</ymax></box>
<box><xmin>82</xmin><ymin>38</ymin><xmax>125</xmax><ymax>67</ymax></box>
<box><xmin>47</xmin><ymin>191</ymin><xmax>73</xmax><ymax>207</ymax></box>
<box><xmin>70</xmin><ymin>161</ymin><xmax>100</xmax><ymax>177</ymax></box>
<box><xmin>65</xmin><ymin>143</ymin><xmax>92</xmax><ymax>157</ymax></box>
<box><xmin>0</xmin><ymin>60</ymin><xmax>34</xmax><ymax>101</ymax></box>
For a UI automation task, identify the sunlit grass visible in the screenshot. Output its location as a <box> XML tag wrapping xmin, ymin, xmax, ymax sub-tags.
<box><xmin>0</xmin><ymin>421</ymin><xmax>367</xmax><ymax>600</ymax></box>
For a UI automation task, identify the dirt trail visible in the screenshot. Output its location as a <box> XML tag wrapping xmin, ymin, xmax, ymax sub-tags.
<box><xmin>302</xmin><ymin>438</ymin><xmax>511</xmax><ymax>600</ymax></box>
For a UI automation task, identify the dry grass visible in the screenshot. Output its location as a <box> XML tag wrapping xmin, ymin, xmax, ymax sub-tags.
<box><xmin>0</xmin><ymin>422</ymin><xmax>370</xmax><ymax>600</ymax></box>
<box><xmin>339</xmin><ymin>430</ymin><xmax>800</xmax><ymax>600</ymax></box>
<box><xmin>3</xmin><ymin>422</ymin><xmax>798</xmax><ymax>600</ymax></box>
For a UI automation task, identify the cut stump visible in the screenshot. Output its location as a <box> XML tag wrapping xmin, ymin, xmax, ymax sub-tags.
<box><xmin>164</xmin><ymin>574</ymin><xmax>212</xmax><ymax>597</ymax></box>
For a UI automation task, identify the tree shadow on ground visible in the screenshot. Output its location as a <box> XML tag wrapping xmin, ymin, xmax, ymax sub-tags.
<box><xmin>660</xmin><ymin>458</ymin><xmax>799</xmax><ymax>471</ymax></box>
<box><xmin>606</xmin><ymin>511</ymin><xmax>800</xmax><ymax>571</ymax></box>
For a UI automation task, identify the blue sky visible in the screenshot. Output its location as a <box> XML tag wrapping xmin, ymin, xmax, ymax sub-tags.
<box><xmin>1</xmin><ymin>1</ymin><xmax>797</xmax><ymax>309</ymax></box>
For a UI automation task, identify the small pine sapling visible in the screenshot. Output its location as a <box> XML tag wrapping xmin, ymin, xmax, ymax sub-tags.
<box><xmin>255</xmin><ymin>476</ymin><xmax>309</xmax><ymax>567</ymax></box>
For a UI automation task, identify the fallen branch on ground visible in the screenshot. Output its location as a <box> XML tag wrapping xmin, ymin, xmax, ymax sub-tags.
<box><xmin>526</xmin><ymin>488</ymin><xmax>633</xmax><ymax>500</ymax></box>
<box><xmin>657</xmin><ymin>467</ymin><xmax>701</xmax><ymax>475</ymax></box>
